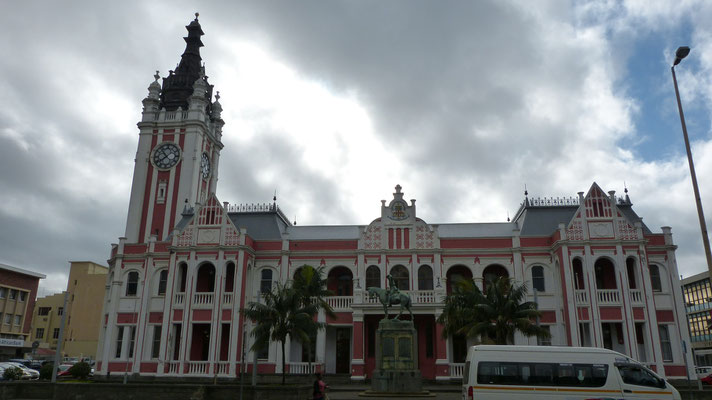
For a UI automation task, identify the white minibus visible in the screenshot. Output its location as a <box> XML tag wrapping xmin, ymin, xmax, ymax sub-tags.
<box><xmin>462</xmin><ymin>345</ymin><xmax>680</xmax><ymax>400</ymax></box>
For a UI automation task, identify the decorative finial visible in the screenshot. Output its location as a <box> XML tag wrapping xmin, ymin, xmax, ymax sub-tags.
<box><xmin>195</xmin><ymin>12</ymin><xmax>199</xmax><ymax>20</ymax></box>
<box><xmin>273</xmin><ymin>189</ymin><xmax>277</xmax><ymax>202</ymax></box>
<box><xmin>395</xmin><ymin>184</ymin><xmax>402</xmax><ymax>193</ymax></box>
<box><xmin>154</xmin><ymin>71</ymin><xmax>160</xmax><ymax>82</ymax></box>
<box><xmin>215</xmin><ymin>91</ymin><xmax>220</xmax><ymax>101</ymax></box>
<box><xmin>624</xmin><ymin>181</ymin><xmax>628</xmax><ymax>194</ymax></box>
<box><xmin>294</xmin><ymin>216</ymin><xmax>297</xmax><ymax>225</ymax></box>
<box><xmin>524</xmin><ymin>184</ymin><xmax>528</xmax><ymax>197</ymax></box>
<box><xmin>507</xmin><ymin>211</ymin><xmax>510</xmax><ymax>222</ymax></box>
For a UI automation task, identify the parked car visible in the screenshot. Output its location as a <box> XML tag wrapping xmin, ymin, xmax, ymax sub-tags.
<box><xmin>0</xmin><ymin>363</ymin><xmax>28</xmax><ymax>380</ymax></box>
<box><xmin>702</xmin><ymin>374</ymin><xmax>712</xmax><ymax>385</ymax></box>
<box><xmin>56</xmin><ymin>364</ymin><xmax>74</xmax><ymax>377</ymax></box>
<box><xmin>4</xmin><ymin>362</ymin><xmax>39</xmax><ymax>380</ymax></box>
<box><xmin>696</xmin><ymin>366</ymin><xmax>712</xmax><ymax>380</ymax></box>
<box><xmin>0</xmin><ymin>364</ymin><xmax>6</xmax><ymax>381</ymax></box>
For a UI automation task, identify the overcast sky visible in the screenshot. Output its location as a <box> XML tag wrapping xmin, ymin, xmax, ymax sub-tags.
<box><xmin>2</xmin><ymin>1</ymin><xmax>712</xmax><ymax>296</ymax></box>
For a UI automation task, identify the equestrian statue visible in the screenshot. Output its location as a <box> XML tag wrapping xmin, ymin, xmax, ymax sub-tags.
<box><xmin>367</xmin><ymin>274</ymin><xmax>412</xmax><ymax>320</ymax></box>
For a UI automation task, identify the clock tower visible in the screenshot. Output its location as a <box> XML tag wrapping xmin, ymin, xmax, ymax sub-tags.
<box><xmin>123</xmin><ymin>14</ymin><xmax>224</xmax><ymax>243</ymax></box>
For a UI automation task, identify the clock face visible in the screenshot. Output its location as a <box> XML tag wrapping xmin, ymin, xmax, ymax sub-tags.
<box><xmin>200</xmin><ymin>152</ymin><xmax>211</xmax><ymax>179</ymax></box>
<box><xmin>152</xmin><ymin>143</ymin><xmax>181</xmax><ymax>169</ymax></box>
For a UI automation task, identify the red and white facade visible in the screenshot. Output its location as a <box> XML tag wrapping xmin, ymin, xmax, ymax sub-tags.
<box><xmin>96</xmin><ymin>17</ymin><xmax>695</xmax><ymax>380</ymax></box>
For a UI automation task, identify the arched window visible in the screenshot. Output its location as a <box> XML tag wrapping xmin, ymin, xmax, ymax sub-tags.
<box><xmin>447</xmin><ymin>265</ymin><xmax>472</xmax><ymax>295</ymax></box>
<box><xmin>366</xmin><ymin>265</ymin><xmax>380</xmax><ymax>288</ymax></box>
<box><xmin>418</xmin><ymin>265</ymin><xmax>433</xmax><ymax>290</ymax></box>
<box><xmin>224</xmin><ymin>262</ymin><xmax>235</xmax><ymax>292</ymax></box>
<box><xmin>649</xmin><ymin>265</ymin><xmax>662</xmax><ymax>292</ymax></box>
<box><xmin>157</xmin><ymin>270</ymin><xmax>168</xmax><ymax>296</ymax></box>
<box><xmin>531</xmin><ymin>266</ymin><xmax>545</xmax><ymax>292</ymax></box>
<box><xmin>390</xmin><ymin>265</ymin><xmax>409</xmax><ymax>290</ymax></box>
<box><xmin>126</xmin><ymin>271</ymin><xmax>139</xmax><ymax>296</ymax></box>
<box><xmin>196</xmin><ymin>263</ymin><xmax>216</xmax><ymax>292</ymax></box>
<box><xmin>327</xmin><ymin>267</ymin><xmax>353</xmax><ymax>296</ymax></box>
<box><xmin>482</xmin><ymin>265</ymin><xmax>508</xmax><ymax>293</ymax></box>
<box><xmin>572</xmin><ymin>258</ymin><xmax>584</xmax><ymax>290</ymax></box>
<box><xmin>594</xmin><ymin>258</ymin><xmax>617</xmax><ymax>289</ymax></box>
<box><xmin>260</xmin><ymin>269</ymin><xmax>273</xmax><ymax>294</ymax></box>
<box><xmin>626</xmin><ymin>258</ymin><xmax>637</xmax><ymax>289</ymax></box>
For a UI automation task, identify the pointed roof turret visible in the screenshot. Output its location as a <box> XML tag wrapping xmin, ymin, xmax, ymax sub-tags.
<box><xmin>159</xmin><ymin>13</ymin><xmax>213</xmax><ymax>112</ymax></box>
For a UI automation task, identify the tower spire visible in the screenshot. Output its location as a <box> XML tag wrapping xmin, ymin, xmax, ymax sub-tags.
<box><xmin>159</xmin><ymin>13</ymin><xmax>212</xmax><ymax>112</ymax></box>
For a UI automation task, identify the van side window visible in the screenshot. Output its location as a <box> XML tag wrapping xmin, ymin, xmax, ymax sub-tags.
<box><xmin>477</xmin><ymin>361</ymin><xmax>609</xmax><ymax>387</ymax></box>
<box><xmin>617</xmin><ymin>366</ymin><xmax>665</xmax><ymax>388</ymax></box>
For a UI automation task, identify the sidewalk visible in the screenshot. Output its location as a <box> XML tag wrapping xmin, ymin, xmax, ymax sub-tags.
<box><xmin>324</xmin><ymin>384</ymin><xmax>461</xmax><ymax>400</ymax></box>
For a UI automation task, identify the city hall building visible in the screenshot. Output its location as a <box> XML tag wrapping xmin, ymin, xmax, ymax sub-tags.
<box><xmin>96</xmin><ymin>17</ymin><xmax>695</xmax><ymax>380</ymax></box>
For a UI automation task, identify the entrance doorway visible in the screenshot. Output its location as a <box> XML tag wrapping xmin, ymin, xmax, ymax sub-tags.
<box><xmin>335</xmin><ymin>327</ymin><xmax>351</xmax><ymax>374</ymax></box>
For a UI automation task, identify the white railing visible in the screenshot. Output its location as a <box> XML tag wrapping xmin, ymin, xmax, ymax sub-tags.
<box><xmin>326</xmin><ymin>296</ymin><xmax>353</xmax><ymax>311</ymax></box>
<box><xmin>363</xmin><ymin>290</ymin><xmax>439</xmax><ymax>304</ymax></box>
<box><xmin>223</xmin><ymin>293</ymin><xmax>233</xmax><ymax>305</ymax></box>
<box><xmin>629</xmin><ymin>289</ymin><xmax>644</xmax><ymax>305</ymax></box>
<box><xmin>450</xmin><ymin>363</ymin><xmax>465</xmax><ymax>378</ymax></box>
<box><xmin>597</xmin><ymin>289</ymin><xmax>621</xmax><ymax>305</ymax></box>
<box><xmin>166</xmin><ymin>361</ymin><xmax>181</xmax><ymax>374</ymax></box>
<box><xmin>193</xmin><ymin>293</ymin><xmax>214</xmax><ymax>306</ymax></box>
<box><xmin>215</xmin><ymin>362</ymin><xmax>230</xmax><ymax>375</ymax></box>
<box><xmin>411</xmin><ymin>290</ymin><xmax>436</xmax><ymax>303</ymax></box>
<box><xmin>574</xmin><ymin>290</ymin><xmax>588</xmax><ymax>305</ymax></box>
<box><xmin>174</xmin><ymin>293</ymin><xmax>185</xmax><ymax>306</ymax></box>
<box><xmin>187</xmin><ymin>361</ymin><xmax>210</xmax><ymax>374</ymax></box>
<box><xmin>287</xmin><ymin>362</ymin><xmax>322</xmax><ymax>375</ymax></box>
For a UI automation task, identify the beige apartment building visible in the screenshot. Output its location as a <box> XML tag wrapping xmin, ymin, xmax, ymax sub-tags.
<box><xmin>29</xmin><ymin>261</ymin><xmax>108</xmax><ymax>360</ymax></box>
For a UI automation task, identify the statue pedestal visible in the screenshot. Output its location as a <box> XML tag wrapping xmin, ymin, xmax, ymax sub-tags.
<box><xmin>370</xmin><ymin>319</ymin><xmax>423</xmax><ymax>394</ymax></box>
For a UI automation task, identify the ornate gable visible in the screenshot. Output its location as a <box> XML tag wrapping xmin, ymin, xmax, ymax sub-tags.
<box><xmin>565</xmin><ymin>183</ymin><xmax>638</xmax><ymax>241</ymax></box>
<box><xmin>174</xmin><ymin>194</ymin><xmax>240</xmax><ymax>247</ymax></box>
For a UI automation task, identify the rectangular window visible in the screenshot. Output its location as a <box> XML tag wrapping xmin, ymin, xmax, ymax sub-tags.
<box><xmin>127</xmin><ymin>326</ymin><xmax>137</xmax><ymax>358</ymax></box>
<box><xmin>0</xmin><ymin>287</ymin><xmax>6</xmax><ymax>298</ymax></box>
<box><xmin>53</xmin><ymin>328</ymin><xmax>60</xmax><ymax>339</ymax></box>
<box><xmin>38</xmin><ymin>307</ymin><xmax>51</xmax><ymax>316</ymax></box>
<box><xmin>115</xmin><ymin>327</ymin><xmax>124</xmax><ymax>358</ymax></box>
<box><xmin>537</xmin><ymin>326</ymin><xmax>552</xmax><ymax>346</ymax></box>
<box><xmin>36</xmin><ymin>328</ymin><xmax>44</xmax><ymax>338</ymax></box>
<box><xmin>477</xmin><ymin>361</ymin><xmax>609</xmax><ymax>387</ymax></box>
<box><xmin>9</xmin><ymin>289</ymin><xmax>17</xmax><ymax>300</ymax></box>
<box><xmin>14</xmin><ymin>315</ymin><xmax>21</xmax><ymax>325</ymax></box>
<box><xmin>151</xmin><ymin>326</ymin><xmax>162</xmax><ymax>359</ymax></box>
<box><xmin>19</xmin><ymin>291</ymin><xmax>26</xmax><ymax>302</ymax></box>
<box><xmin>659</xmin><ymin>325</ymin><xmax>673</xmax><ymax>362</ymax></box>
<box><xmin>172</xmin><ymin>324</ymin><xmax>182</xmax><ymax>360</ymax></box>
<box><xmin>57</xmin><ymin>307</ymin><xmax>63</xmax><ymax>316</ymax></box>
<box><xmin>4</xmin><ymin>314</ymin><xmax>11</xmax><ymax>324</ymax></box>
<box><xmin>158</xmin><ymin>271</ymin><xmax>168</xmax><ymax>296</ymax></box>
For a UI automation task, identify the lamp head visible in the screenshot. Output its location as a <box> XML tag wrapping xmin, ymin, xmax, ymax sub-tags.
<box><xmin>674</xmin><ymin>46</ymin><xmax>690</xmax><ymax>66</ymax></box>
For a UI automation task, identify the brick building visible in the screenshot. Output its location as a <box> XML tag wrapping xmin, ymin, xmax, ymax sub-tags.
<box><xmin>96</xmin><ymin>16</ymin><xmax>695</xmax><ymax>380</ymax></box>
<box><xmin>0</xmin><ymin>263</ymin><xmax>45</xmax><ymax>359</ymax></box>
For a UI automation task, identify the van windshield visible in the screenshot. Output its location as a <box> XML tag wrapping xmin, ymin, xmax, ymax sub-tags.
<box><xmin>617</xmin><ymin>365</ymin><xmax>666</xmax><ymax>389</ymax></box>
<box><xmin>477</xmin><ymin>361</ymin><xmax>609</xmax><ymax>387</ymax></box>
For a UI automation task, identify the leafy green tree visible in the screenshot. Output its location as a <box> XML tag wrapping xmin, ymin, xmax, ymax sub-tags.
<box><xmin>292</xmin><ymin>265</ymin><xmax>335</xmax><ymax>366</ymax></box>
<box><xmin>39</xmin><ymin>363</ymin><xmax>53</xmax><ymax>380</ymax></box>
<box><xmin>68</xmin><ymin>361</ymin><xmax>92</xmax><ymax>380</ymax></box>
<box><xmin>243</xmin><ymin>282</ymin><xmax>323</xmax><ymax>384</ymax></box>
<box><xmin>3</xmin><ymin>366</ymin><xmax>23</xmax><ymax>381</ymax></box>
<box><xmin>438</xmin><ymin>276</ymin><xmax>550</xmax><ymax>345</ymax></box>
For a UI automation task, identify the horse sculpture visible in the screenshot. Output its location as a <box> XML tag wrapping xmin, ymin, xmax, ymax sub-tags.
<box><xmin>367</xmin><ymin>286</ymin><xmax>413</xmax><ymax>320</ymax></box>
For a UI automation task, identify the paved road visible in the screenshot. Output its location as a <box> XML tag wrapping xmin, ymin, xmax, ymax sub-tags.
<box><xmin>324</xmin><ymin>385</ymin><xmax>461</xmax><ymax>400</ymax></box>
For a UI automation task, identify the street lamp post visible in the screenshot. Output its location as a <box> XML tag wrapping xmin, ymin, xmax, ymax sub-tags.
<box><xmin>671</xmin><ymin>46</ymin><xmax>712</xmax><ymax>277</ymax></box>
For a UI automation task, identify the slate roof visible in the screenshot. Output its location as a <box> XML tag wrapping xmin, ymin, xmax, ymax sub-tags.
<box><xmin>228</xmin><ymin>212</ymin><xmax>288</xmax><ymax>240</ymax></box>
<box><xmin>517</xmin><ymin>206</ymin><xmax>578</xmax><ymax>236</ymax></box>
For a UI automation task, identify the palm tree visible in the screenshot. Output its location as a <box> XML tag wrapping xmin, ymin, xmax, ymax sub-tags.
<box><xmin>242</xmin><ymin>282</ymin><xmax>322</xmax><ymax>384</ymax></box>
<box><xmin>292</xmin><ymin>265</ymin><xmax>335</xmax><ymax>368</ymax></box>
<box><xmin>437</xmin><ymin>276</ymin><xmax>550</xmax><ymax>345</ymax></box>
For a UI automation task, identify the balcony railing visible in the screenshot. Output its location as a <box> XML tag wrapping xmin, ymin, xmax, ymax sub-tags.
<box><xmin>450</xmin><ymin>363</ymin><xmax>465</xmax><ymax>378</ymax></box>
<box><xmin>287</xmin><ymin>362</ymin><xmax>322</xmax><ymax>375</ymax></box>
<box><xmin>574</xmin><ymin>290</ymin><xmax>588</xmax><ymax>305</ymax></box>
<box><xmin>186</xmin><ymin>361</ymin><xmax>210</xmax><ymax>374</ymax></box>
<box><xmin>174</xmin><ymin>293</ymin><xmax>185</xmax><ymax>306</ymax></box>
<box><xmin>193</xmin><ymin>293</ymin><xmax>214</xmax><ymax>307</ymax></box>
<box><xmin>223</xmin><ymin>293</ymin><xmax>233</xmax><ymax>305</ymax></box>
<box><xmin>165</xmin><ymin>361</ymin><xmax>181</xmax><ymax>374</ymax></box>
<box><xmin>214</xmin><ymin>362</ymin><xmax>230</xmax><ymax>375</ymax></box>
<box><xmin>363</xmin><ymin>290</ymin><xmax>438</xmax><ymax>305</ymax></box>
<box><xmin>326</xmin><ymin>296</ymin><xmax>353</xmax><ymax>311</ymax></box>
<box><xmin>597</xmin><ymin>289</ymin><xmax>621</xmax><ymax>305</ymax></box>
<box><xmin>629</xmin><ymin>289</ymin><xmax>644</xmax><ymax>305</ymax></box>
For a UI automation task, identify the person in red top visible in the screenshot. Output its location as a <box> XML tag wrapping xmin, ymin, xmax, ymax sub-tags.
<box><xmin>313</xmin><ymin>372</ymin><xmax>328</xmax><ymax>400</ymax></box>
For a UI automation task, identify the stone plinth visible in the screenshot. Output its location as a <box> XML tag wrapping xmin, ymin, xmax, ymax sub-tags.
<box><xmin>370</xmin><ymin>319</ymin><xmax>423</xmax><ymax>394</ymax></box>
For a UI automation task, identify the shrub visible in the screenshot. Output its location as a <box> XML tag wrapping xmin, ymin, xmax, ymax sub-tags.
<box><xmin>68</xmin><ymin>362</ymin><xmax>91</xmax><ymax>380</ymax></box>
<box><xmin>3</xmin><ymin>366</ymin><xmax>23</xmax><ymax>381</ymax></box>
<box><xmin>39</xmin><ymin>363</ymin><xmax>54</xmax><ymax>380</ymax></box>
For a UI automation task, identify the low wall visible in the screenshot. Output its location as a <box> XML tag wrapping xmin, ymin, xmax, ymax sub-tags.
<box><xmin>0</xmin><ymin>382</ymin><xmax>311</xmax><ymax>400</ymax></box>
